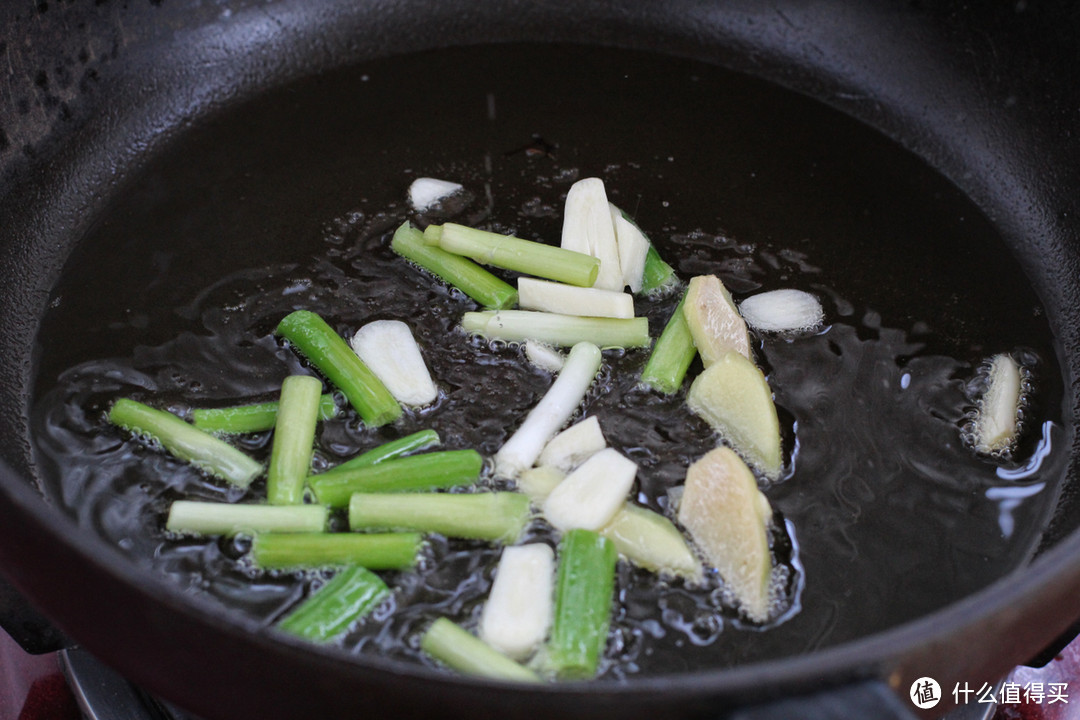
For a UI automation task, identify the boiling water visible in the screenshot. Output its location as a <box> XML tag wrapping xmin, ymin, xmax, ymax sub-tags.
<box><xmin>30</xmin><ymin>45</ymin><xmax>1067</xmax><ymax>677</ymax></box>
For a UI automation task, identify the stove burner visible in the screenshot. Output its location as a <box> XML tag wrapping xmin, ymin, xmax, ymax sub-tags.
<box><xmin>60</xmin><ymin>649</ymin><xmax>200</xmax><ymax>720</ymax></box>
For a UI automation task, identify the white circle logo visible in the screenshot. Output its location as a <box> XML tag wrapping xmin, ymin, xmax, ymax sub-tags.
<box><xmin>910</xmin><ymin>677</ymin><xmax>942</xmax><ymax>709</ymax></box>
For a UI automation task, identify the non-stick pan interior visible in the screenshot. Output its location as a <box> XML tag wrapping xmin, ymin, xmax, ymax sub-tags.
<box><xmin>24</xmin><ymin>41</ymin><xmax>1075</xmax><ymax>675</ymax></box>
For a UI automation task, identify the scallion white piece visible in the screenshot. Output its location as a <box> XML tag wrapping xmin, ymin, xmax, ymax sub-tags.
<box><xmin>543</xmin><ymin>448</ymin><xmax>638</xmax><ymax>532</ymax></box>
<box><xmin>738</xmin><ymin>289</ymin><xmax>824</xmax><ymax>334</ymax></box>
<box><xmin>975</xmin><ymin>353</ymin><xmax>1023</xmax><ymax>454</ymax></box>
<box><xmin>517</xmin><ymin>277</ymin><xmax>635</xmax><ymax>319</ymax></box>
<box><xmin>166</xmin><ymin>501</ymin><xmax>328</xmax><ymax>536</ymax></box>
<box><xmin>421</xmin><ymin>618</ymin><xmax>541</xmax><ymax>683</ymax></box>
<box><xmin>479</xmin><ymin>543</ymin><xmax>555</xmax><ymax>661</ymax></box>
<box><xmin>599</xmin><ymin>503</ymin><xmax>702</xmax><ymax>581</ymax></box>
<box><xmin>493</xmin><ymin>342</ymin><xmax>603</xmax><ymax>479</ymax></box>
<box><xmin>462</xmin><ymin>310</ymin><xmax>650</xmax><ymax>349</ymax></box>
<box><xmin>408</xmin><ymin>177</ymin><xmax>464</xmax><ymax>211</ymax></box>
<box><xmin>610</xmin><ymin>203</ymin><xmax>650</xmax><ymax>293</ymax></box>
<box><xmin>525</xmin><ymin>341</ymin><xmax>565</xmax><ymax>373</ymax></box>
<box><xmin>517</xmin><ymin>466</ymin><xmax>565</xmax><ymax>503</ymax></box>
<box><xmin>536</xmin><ymin>415</ymin><xmax>606</xmax><ymax>473</ymax></box>
<box><xmin>561</xmin><ymin>178</ymin><xmax>623</xmax><ymax>290</ymax></box>
<box><xmin>349</xmin><ymin>320</ymin><xmax>437</xmax><ymax>407</ymax></box>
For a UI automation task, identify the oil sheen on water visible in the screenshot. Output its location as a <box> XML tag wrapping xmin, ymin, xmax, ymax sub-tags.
<box><xmin>29</xmin><ymin>44</ymin><xmax>1066</xmax><ymax>677</ymax></box>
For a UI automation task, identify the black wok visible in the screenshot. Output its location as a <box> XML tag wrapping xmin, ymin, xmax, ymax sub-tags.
<box><xmin>1</xmin><ymin>2</ymin><xmax>1079</xmax><ymax>719</ymax></box>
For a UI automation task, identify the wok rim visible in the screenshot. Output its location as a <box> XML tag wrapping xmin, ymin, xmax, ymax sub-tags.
<box><xmin>2</xmin><ymin>449</ymin><xmax>1080</xmax><ymax>706</ymax></box>
<box><xmin>1</xmin><ymin>0</ymin><xmax>1079</xmax><ymax>714</ymax></box>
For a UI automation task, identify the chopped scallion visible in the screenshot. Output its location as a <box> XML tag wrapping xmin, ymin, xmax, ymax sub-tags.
<box><xmin>640</xmin><ymin>293</ymin><xmax>697</xmax><ymax>394</ymax></box>
<box><xmin>435</xmin><ymin>223</ymin><xmax>600</xmax><ymax>288</ymax></box>
<box><xmin>166</xmin><ymin>501</ymin><xmax>328</xmax><ymax>535</ymax></box>
<box><xmin>331</xmin><ymin>429</ymin><xmax>441</xmax><ymax>474</ymax></box>
<box><xmin>275</xmin><ymin>310</ymin><xmax>402</xmax><ymax>427</ymax></box>
<box><xmin>420</xmin><ymin>618</ymin><xmax>541</xmax><ymax>683</ymax></box>
<box><xmin>108</xmin><ymin>398</ymin><xmax>262</xmax><ymax>488</ymax></box>
<box><xmin>251</xmin><ymin>532</ymin><xmax>422</xmax><ymax>570</ymax></box>
<box><xmin>348</xmin><ymin>492</ymin><xmax>531</xmax><ymax>543</ymax></box>
<box><xmin>547</xmin><ymin>529</ymin><xmax>617</xmax><ymax>679</ymax></box>
<box><xmin>191</xmin><ymin>394</ymin><xmax>338</xmax><ymax>434</ymax></box>
<box><xmin>390</xmin><ymin>222</ymin><xmax>518</xmax><ymax>310</ymax></box>
<box><xmin>275</xmin><ymin>566</ymin><xmax>390</xmax><ymax>643</ymax></box>
<box><xmin>493</xmin><ymin>342</ymin><xmax>603</xmax><ymax>479</ymax></box>
<box><xmin>462</xmin><ymin>310</ymin><xmax>649</xmax><ymax>349</ymax></box>
<box><xmin>266</xmin><ymin>375</ymin><xmax>323</xmax><ymax>505</ymax></box>
<box><xmin>309</xmin><ymin>449</ymin><xmax>483</xmax><ymax>508</ymax></box>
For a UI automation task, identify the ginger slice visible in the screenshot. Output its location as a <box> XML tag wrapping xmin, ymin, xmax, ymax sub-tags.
<box><xmin>682</xmin><ymin>275</ymin><xmax>752</xmax><ymax>364</ymax></box>
<box><xmin>678</xmin><ymin>447</ymin><xmax>773</xmax><ymax>622</ymax></box>
<box><xmin>686</xmin><ymin>351</ymin><xmax>783</xmax><ymax>480</ymax></box>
